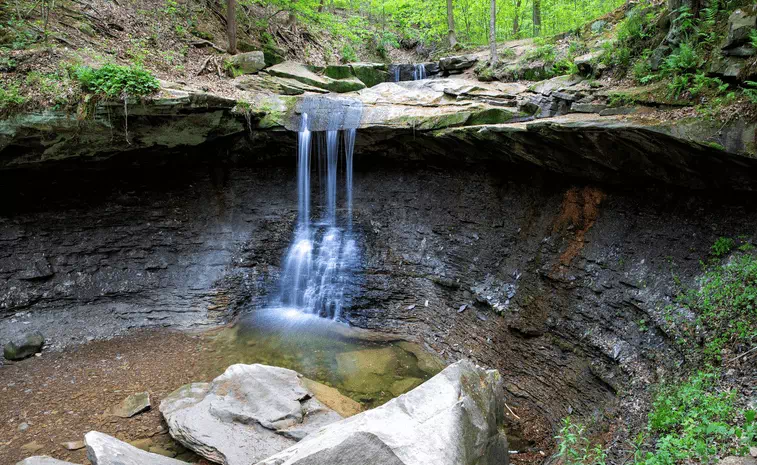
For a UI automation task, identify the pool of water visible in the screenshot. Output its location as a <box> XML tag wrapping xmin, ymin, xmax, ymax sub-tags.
<box><xmin>207</xmin><ymin>307</ymin><xmax>445</xmax><ymax>408</ymax></box>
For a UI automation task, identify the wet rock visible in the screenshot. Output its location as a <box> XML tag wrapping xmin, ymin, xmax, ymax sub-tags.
<box><xmin>4</xmin><ymin>331</ymin><xmax>44</xmax><ymax>360</ymax></box>
<box><xmin>257</xmin><ymin>360</ymin><xmax>508</xmax><ymax>465</ymax></box>
<box><xmin>226</xmin><ymin>51</ymin><xmax>266</xmax><ymax>75</ymax></box>
<box><xmin>107</xmin><ymin>392</ymin><xmax>150</xmax><ymax>418</ymax></box>
<box><xmin>16</xmin><ymin>457</ymin><xmax>81</xmax><ymax>465</ymax></box>
<box><xmin>722</xmin><ymin>7</ymin><xmax>757</xmax><ymax>50</ymax></box>
<box><xmin>85</xmin><ymin>431</ymin><xmax>187</xmax><ymax>465</ymax></box>
<box><xmin>301</xmin><ymin>378</ymin><xmax>362</xmax><ymax>417</ymax></box>
<box><xmin>159</xmin><ymin>364</ymin><xmax>344</xmax><ymax>465</ymax></box>
<box><xmin>388</xmin><ymin>377</ymin><xmax>423</xmax><ymax>396</ymax></box>
<box><xmin>335</xmin><ymin>347</ymin><xmax>399</xmax><ymax>393</ymax></box>
<box><xmin>439</xmin><ymin>55</ymin><xmax>478</xmax><ymax>72</ymax></box>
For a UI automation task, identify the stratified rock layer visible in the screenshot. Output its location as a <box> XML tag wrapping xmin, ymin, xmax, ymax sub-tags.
<box><xmin>85</xmin><ymin>431</ymin><xmax>187</xmax><ymax>465</ymax></box>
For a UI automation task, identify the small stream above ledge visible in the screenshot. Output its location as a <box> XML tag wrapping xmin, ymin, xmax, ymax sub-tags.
<box><xmin>1</xmin><ymin>76</ymin><xmax>756</xmax><ymax>190</ymax></box>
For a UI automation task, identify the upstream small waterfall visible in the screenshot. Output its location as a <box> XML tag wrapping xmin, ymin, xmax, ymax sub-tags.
<box><xmin>412</xmin><ymin>64</ymin><xmax>426</xmax><ymax>80</ymax></box>
<box><xmin>277</xmin><ymin>100</ymin><xmax>362</xmax><ymax>321</ymax></box>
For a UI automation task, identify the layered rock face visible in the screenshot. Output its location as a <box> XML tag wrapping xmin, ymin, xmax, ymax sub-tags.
<box><xmin>2</xmin><ymin>145</ymin><xmax>757</xmax><ymax>435</ymax></box>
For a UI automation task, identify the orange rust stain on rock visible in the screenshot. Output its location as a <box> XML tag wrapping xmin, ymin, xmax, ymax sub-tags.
<box><xmin>553</xmin><ymin>186</ymin><xmax>605</xmax><ymax>267</ymax></box>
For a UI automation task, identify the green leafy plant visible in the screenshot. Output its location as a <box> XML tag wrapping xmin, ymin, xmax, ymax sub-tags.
<box><xmin>72</xmin><ymin>63</ymin><xmax>160</xmax><ymax>99</ymax></box>
<box><xmin>341</xmin><ymin>44</ymin><xmax>358</xmax><ymax>63</ymax></box>
<box><xmin>640</xmin><ymin>371</ymin><xmax>757</xmax><ymax>464</ymax></box>
<box><xmin>0</xmin><ymin>82</ymin><xmax>27</xmax><ymax>110</ymax></box>
<box><xmin>555</xmin><ymin>417</ymin><xmax>607</xmax><ymax>465</ymax></box>
<box><xmin>744</xmin><ymin>81</ymin><xmax>757</xmax><ymax>104</ymax></box>
<box><xmin>711</xmin><ymin>237</ymin><xmax>734</xmax><ymax>257</ymax></box>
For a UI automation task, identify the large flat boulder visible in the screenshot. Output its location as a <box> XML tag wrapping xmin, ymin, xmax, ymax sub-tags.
<box><xmin>267</xmin><ymin>62</ymin><xmax>366</xmax><ymax>93</ymax></box>
<box><xmin>159</xmin><ymin>364</ymin><xmax>345</xmax><ymax>465</ymax></box>
<box><xmin>256</xmin><ymin>360</ymin><xmax>508</xmax><ymax>465</ymax></box>
<box><xmin>84</xmin><ymin>431</ymin><xmax>187</xmax><ymax>465</ymax></box>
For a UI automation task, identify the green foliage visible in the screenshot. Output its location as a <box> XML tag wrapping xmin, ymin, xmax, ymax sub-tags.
<box><xmin>607</xmin><ymin>92</ymin><xmax>634</xmax><ymax>107</ymax></box>
<box><xmin>711</xmin><ymin>237</ymin><xmax>734</xmax><ymax>257</ymax></box>
<box><xmin>0</xmin><ymin>82</ymin><xmax>27</xmax><ymax>110</ymax></box>
<box><xmin>72</xmin><ymin>63</ymin><xmax>160</xmax><ymax>99</ymax></box>
<box><xmin>552</xmin><ymin>58</ymin><xmax>578</xmax><ymax>75</ymax></box>
<box><xmin>744</xmin><ymin>81</ymin><xmax>757</xmax><ymax>104</ymax></box>
<box><xmin>675</xmin><ymin>240</ymin><xmax>757</xmax><ymax>361</ymax></box>
<box><xmin>526</xmin><ymin>38</ymin><xmax>557</xmax><ymax>62</ymax></box>
<box><xmin>640</xmin><ymin>371</ymin><xmax>756</xmax><ymax>464</ymax></box>
<box><xmin>340</xmin><ymin>43</ymin><xmax>358</xmax><ymax>62</ymax></box>
<box><xmin>555</xmin><ymin>417</ymin><xmax>607</xmax><ymax>465</ymax></box>
<box><xmin>751</xmin><ymin>29</ymin><xmax>757</xmax><ymax>49</ymax></box>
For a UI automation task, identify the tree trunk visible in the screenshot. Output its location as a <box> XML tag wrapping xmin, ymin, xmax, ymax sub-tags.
<box><xmin>512</xmin><ymin>0</ymin><xmax>521</xmax><ymax>37</ymax></box>
<box><xmin>287</xmin><ymin>0</ymin><xmax>297</xmax><ymax>26</ymax></box>
<box><xmin>532</xmin><ymin>0</ymin><xmax>541</xmax><ymax>36</ymax></box>
<box><xmin>489</xmin><ymin>0</ymin><xmax>497</xmax><ymax>66</ymax></box>
<box><xmin>226</xmin><ymin>0</ymin><xmax>237</xmax><ymax>54</ymax></box>
<box><xmin>318</xmin><ymin>0</ymin><xmax>324</xmax><ymax>13</ymax></box>
<box><xmin>447</xmin><ymin>0</ymin><xmax>457</xmax><ymax>47</ymax></box>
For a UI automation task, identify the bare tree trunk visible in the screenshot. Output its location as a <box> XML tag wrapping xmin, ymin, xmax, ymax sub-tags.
<box><xmin>287</xmin><ymin>0</ymin><xmax>297</xmax><ymax>26</ymax></box>
<box><xmin>489</xmin><ymin>0</ymin><xmax>497</xmax><ymax>66</ymax></box>
<box><xmin>447</xmin><ymin>0</ymin><xmax>457</xmax><ymax>47</ymax></box>
<box><xmin>532</xmin><ymin>0</ymin><xmax>541</xmax><ymax>36</ymax></box>
<box><xmin>318</xmin><ymin>0</ymin><xmax>324</xmax><ymax>13</ymax></box>
<box><xmin>226</xmin><ymin>0</ymin><xmax>237</xmax><ymax>54</ymax></box>
<box><xmin>512</xmin><ymin>0</ymin><xmax>521</xmax><ymax>36</ymax></box>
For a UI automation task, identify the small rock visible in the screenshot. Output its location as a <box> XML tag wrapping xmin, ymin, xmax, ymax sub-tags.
<box><xmin>751</xmin><ymin>446</ymin><xmax>757</xmax><ymax>458</ymax></box>
<box><xmin>719</xmin><ymin>457</ymin><xmax>757</xmax><ymax>465</ymax></box>
<box><xmin>107</xmin><ymin>392</ymin><xmax>150</xmax><ymax>418</ymax></box>
<box><xmin>406</xmin><ymin>304</ymin><xmax>416</xmax><ymax>310</ymax></box>
<box><xmin>457</xmin><ymin>304</ymin><xmax>467</xmax><ymax>313</ymax></box>
<box><xmin>61</xmin><ymin>440</ymin><xmax>86</xmax><ymax>451</ymax></box>
<box><xmin>18</xmin><ymin>422</ymin><xmax>29</xmax><ymax>432</ymax></box>
<box><xmin>85</xmin><ymin>431</ymin><xmax>186</xmax><ymax>465</ymax></box>
<box><xmin>4</xmin><ymin>332</ymin><xmax>45</xmax><ymax>361</ymax></box>
<box><xmin>591</xmin><ymin>20</ymin><xmax>607</xmax><ymax>34</ymax></box>
<box><xmin>21</xmin><ymin>441</ymin><xmax>44</xmax><ymax>454</ymax></box>
<box><xmin>16</xmin><ymin>457</ymin><xmax>81</xmax><ymax>465</ymax></box>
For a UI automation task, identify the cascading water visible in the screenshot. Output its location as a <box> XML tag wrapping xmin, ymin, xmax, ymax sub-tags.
<box><xmin>412</xmin><ymin>64</ymin><xmax>427</xmax><ymax>80</ymax></box>
<box><xmin>277</xmin><ymin>98</ymin><xmax>362</xmax><ymax>321</ymax></box>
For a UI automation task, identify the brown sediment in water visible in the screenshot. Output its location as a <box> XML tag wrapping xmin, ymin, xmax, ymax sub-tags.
<box><xmin>0</xmin><ymin>324</ymin><xmax>443</xmax><ymax>465</ymax></box>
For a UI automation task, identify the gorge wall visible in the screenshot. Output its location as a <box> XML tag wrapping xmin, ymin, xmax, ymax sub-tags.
<box><xmin>2</xmin><ymin>142</ymin><xmax>757</xmax><ymax>445</ymax></box>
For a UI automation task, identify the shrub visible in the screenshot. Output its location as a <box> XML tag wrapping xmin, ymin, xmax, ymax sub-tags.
<box><xmin>72</xmin><ymin>63</ymin><xmax>160</xmax><ymax>99</ymax></box>
<box><xmin>553</xmin><ymin>58</ymin><xmax>578</xmax><ymax>76</ymax></box>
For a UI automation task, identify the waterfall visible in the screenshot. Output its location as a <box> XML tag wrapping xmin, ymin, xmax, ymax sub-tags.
<box><xmin>412</xmin><ymin>64</ymin><xmax>426</xmax><ymax>80</ymax></box>
<box><xmin>277</xmin><ymin>99</ymin><xmax>361</xmax><ymax>321</ymax></box>
<box><xmin>394</xmin><ymin>66</ymin><xmax>400</xmax><ymax>82</ymax></box>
